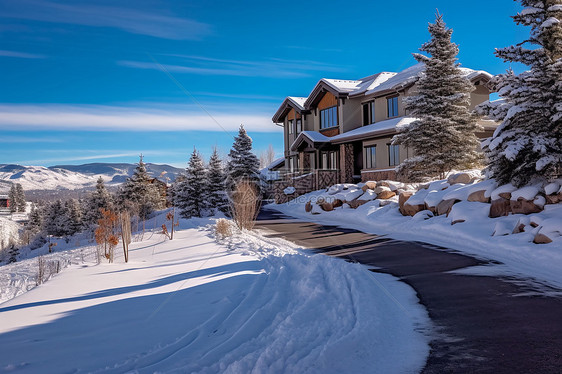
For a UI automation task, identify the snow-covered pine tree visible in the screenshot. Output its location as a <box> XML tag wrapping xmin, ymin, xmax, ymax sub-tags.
<box><xmin>393</xmin><ymin>13</ymin><xmax>482</xmax><ymax>181</ymax></box>
<box><xmin>15</xmin><ymin>184</ymin><xmax>26</xmax><ymax>212</ymax></box>
<box><xmin>477</xmin><ymin>0</ymin><xmax>562</xmax><ymax>186</ymax></box>
<box><xmin>207</xmin><ymin>147</ymin><xmax>229</xmax><ymax>214</ymax></box>
<box><xmin>44</xmin><ymin>200</ymin><xmax>72</xmax><ymax>237</ymax></box>
<box><xmin>8</xmin><ymin>184</ymin><xmax>17</xmax><ymax>213</ymax></box>
<box><xmin>65</xmin><ymin>199</ymin><xmax>83</xmax><ymax>235</ymax></box>
<box><xmin>26</xmin><ymin>205</ymin><xmax>43</xmax><ymax>235</ymax></box>
<box><xmin>175</xmin><ymin>149</ymin><xmax>208</xmax><ymax>218</ymax></box>
<box><xmin>227</xmin><ymin>125</ymin><xmax>260</xmax><ymax>188</ymax></box>
<box><xmin>84</xmin><ymin>177</ymin><xmax>113</xmax><ymax>227</ymax></box>
<box><xmin>119</xmin><ymin>156</ymin><xmax>163</xmax><ymax>219</ymax></box>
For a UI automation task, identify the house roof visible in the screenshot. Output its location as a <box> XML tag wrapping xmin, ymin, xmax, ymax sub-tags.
<box><xmin>266</xmin><ymin>157</ymin><xmax>285</xmax><ymax>170</ymax></box>
<box><xmin>272</xmin><ymin>96</ymin><xmax>309</xmax><ymax>123</ymax></box>
<box><xmin>331</xmin><ymin>116</ymin><xmax>418</xmax><ymax>143</ymax></box>
<box><xmin>273</xmin><ymin>63</ymin><xmax>494</xmax><ymax>122</ymax></box>
<box><xmin>290</xmin><ymin>131</ymin><xmax>331</xmax><ymax>152</ymax></box>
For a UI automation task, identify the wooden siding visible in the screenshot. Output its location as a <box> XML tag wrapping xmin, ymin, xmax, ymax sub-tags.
<box><xmin>317</xmin><ymin>92</ymin><xmax>337</xmax><ymax>110</ymax></box>
<box><xmin>319</xmin><ymin>127</ymin><xmax>340</xmax><ymax>137</ymax></box>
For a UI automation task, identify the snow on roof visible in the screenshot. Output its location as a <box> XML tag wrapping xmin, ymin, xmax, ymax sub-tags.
<box><xmin>461</xmin><ymin>68</ymin><xmax>493</xmax><ymax>81</ymax></box>
<box><xmin>300</xmin><ymin>131</ymin><xmax>331</xmax><ymax>143</ymax></box>
<box><xmin>287</xmin><ymin>97</ymin><xmax>307</xmax><ymax>111</ymax></box>
<box><xmin>349</xmin><ymin>72</ymin><xmax>397</xmax><ymax>97</ymax></box>
<box><xmin>266</xmin><ymin>157</ymin><xmax>285</xmax><ymax>170</ymax></box>
<box><xmin>365</xmin><ymin>63</ymin><xmax>425</xmax><ymax>96</ymax></box>
<box><xmin>321</xmin><ymin>78</ymin><xmax>363</xmax><ymax>93</ymax></box>
<box><xmin>331</xmin><ymin>117</ymin><xmax>417</xmax><ymax>143</ymax></box>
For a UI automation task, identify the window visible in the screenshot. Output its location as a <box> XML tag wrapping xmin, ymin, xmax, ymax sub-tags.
<box><xmin>320</xmin><ymin>106</ymin><xmax>338</xmax><ymax>129</ymax></box>
<box><xmin>387</xmin><ymin>96</ymin><xmax>399</xmax><ymax>118</ymax></box>
<box><xmin>320</xmin><ymin>151</ymin><xmax>338</xmax><ymax>170</ymax></box>
<box><xmin>365</xmin><ymin>146</ymin><xmax>376</xmax><ymax>169</ymax></box>
<box><xmin>288</xmin><ymin>119</ymin><xmax>294</xmax><ymax>134</ymax></box>
<box><xmin>296</xmin><ymin>119</ymin><xmax>302</xmax><ymax>134</ymax></box>
<box><xmin>362</xmin><ymin>101</ymin><xmax>376</xmax><ymax>126</ymax></box>
<box><xmin>388</xmin><ymin>144</ymin><xmax>400</xmax><ymax>166</ymax></box>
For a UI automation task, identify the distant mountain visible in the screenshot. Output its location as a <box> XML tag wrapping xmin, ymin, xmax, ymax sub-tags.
<box><xmin>0</xmin><ymin>163</ymin><xmax>183</xmax><ymax>192</ymax></box>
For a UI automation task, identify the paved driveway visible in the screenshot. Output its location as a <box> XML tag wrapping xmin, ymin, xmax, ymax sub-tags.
<box><xmin>256</xmin><ymin>208</ymin><xmax>562</xmax><ymax>374</ymax></box>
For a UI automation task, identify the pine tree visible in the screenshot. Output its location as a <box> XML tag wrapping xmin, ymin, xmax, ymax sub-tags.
<box><xmin>175</xmin><ymin>149</ymin><xmax>208</xmax><ymax>218</ymax></box>
<box><xmin>65</xmin><ymin>199</ymin><xmax>83</xmax><ymax>235</ymax></box>
<box><xmin>393</xmin><ymin>13</ymin><xmax>482</xmax><ymax>181</ymax></box>
<box><xmin>8</xmin><ymin>184</ymin><xmax>16</xmax><ymax>213</ymax></box>
<box><xmin>45</xmin><ymin>200</ymin><xmax>71</xmax><ymax>237</ymax></box>
<box><xmin>84</xmin><ymin>177</ymin><xmax>113</xmax><ymax>227</ymax></box>
<box><xmin>227</xmin><ymin>125</ymin><xmax>260</xmax><ymax>188</ymax></box>
<box><xmin>477</xmin><ymin>1</ymin><xmax>562</xmax><ymax>186</ymax></box>
<box><xmin>119</xmin><ymin>156</ymin><xmax>163</xmax><ymax>219</ymax></box>
<box><xmin>207</xmin><ymin>147</ymin><xmax>229</xmax><ymax>214</ymax></box>
<box><xmin>15</xmin><ymin>184</ymin><xmax>26</xmax><ymax>212</ymax></box>
<box><xmin>26</xmin><ymin>205</ymin><xmax>43</xmax><ymax>235</ymax></box>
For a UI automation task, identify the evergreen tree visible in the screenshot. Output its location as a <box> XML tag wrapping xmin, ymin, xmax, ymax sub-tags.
<box><xmin>393</xmin><ymin>13</ymin><xmax>482</xmax><ymax>181</ymax></box>
<box><xmin>477</xmin><ymin>1</ymin><xmax>562</xmax><ymax>186</ymax></box>
<box><xmin>119</xmin><ymin>156</ymin><xmax>163</xmax><ymax>219</ymax></box>
<box><xmin>207</xmin><ymin>147</ymin><xmax>229</xmax><ymax>214</ymax></box>
<box><xmin>15</xmin><ymin>184</ymin><xmax>26</xmax><ymax>212</ymax></box>
<box><xmin>65</xmin><ymin>199</ymin><xmax>83</xmax><ymax>235</ymax></box>
<box><xmin>84</xmin><ymin>177</ymin><xmax>113</xmax><ymax>227</ymax></box>
<box><xmin>26</xmin><ymin>205</ymin><xmax>43</xmax><ymax>235</ymax></box>
<box><xmin>8</xmin><ymin>184</ymin><xmax>16</xmax><ymax>213</ymax></box>
<box><xmin>175</xmin><ymin>149</ymin><xmax>208</xmax><ymax>218</ymax></box>
<box><xmin>227</xmin><ymin>125</ymin><xmax>260</xmax><ymax>187</ymax></box>
<box><xmin>45</xmin><ymin>200</ymin><xmax>72</xmax><ymax>237</ymax></box>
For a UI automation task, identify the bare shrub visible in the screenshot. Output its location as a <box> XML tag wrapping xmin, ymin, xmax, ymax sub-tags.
<box><xmin>215</xmin><ymin>218</ymin><xmax>232</xmax><ymax>239</ymax></box>
<box><xmin>231</xmin><ymin>180</ymin><xmax>261</xmax><ymax>230</ymax></box>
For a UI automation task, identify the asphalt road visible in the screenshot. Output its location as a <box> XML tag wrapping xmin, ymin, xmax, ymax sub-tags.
<box><xmin>255</xmin><ymin>208</ymin><xmax>562</xmax><ymax>374</ymax></box>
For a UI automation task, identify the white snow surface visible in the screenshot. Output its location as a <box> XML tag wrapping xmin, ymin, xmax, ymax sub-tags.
<box><xmin>273</xmin><ymin>180</ymin><xmax>562</xmax><ymax>289</ymax></box>
<box><xmin>0</xmin><ymin>217</ymin><xmax>20</xmax><ymax>255</ymax></box>
<box><xmin>0</xmin><ymin>215</ymin><xmax>430</xmax><ymax>374</ymax></box>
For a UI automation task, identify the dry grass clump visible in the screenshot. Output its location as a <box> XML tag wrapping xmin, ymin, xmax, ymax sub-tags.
<box><xmin>215</xmin><ymin>218</ymin><xmax>232</xmax><ymax>239</ymax></box>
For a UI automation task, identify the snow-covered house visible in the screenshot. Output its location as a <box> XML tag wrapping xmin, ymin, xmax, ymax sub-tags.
<box><xmin>272</xmin><ymin>63</ymin><xmax>496</xmax><ymax>184</ymax></box>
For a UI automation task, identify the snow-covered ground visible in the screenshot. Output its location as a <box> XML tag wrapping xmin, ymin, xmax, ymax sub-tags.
<box><xmin>0</xmin><ymin>216</ymin><xmax>430</xmax><ymax>373</ymax></box>
<box><xmin>272</xmin><ymin>182</ymin><xmax>562</xmax><ymax>289</ymax></box>
<box><xmin>0</xmin><ymin>217</ymin><xmax>19</xmax><ymax>256</ymax></box>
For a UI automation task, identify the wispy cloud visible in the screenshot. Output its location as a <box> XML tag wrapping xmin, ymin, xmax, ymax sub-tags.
<box><xmin>0</xmin><ymin>50</ymin><xmax>45</xmax><ymax>59</ymax></box>
<box><xmin>0</xmin><ymin>104</ymin><xmax>280</xmax><ymax>133</ymax></box>
<box><xmin>11</xmin><ymin>151</ymin><xmax>184</xmax><ymax>166</ymax></box>
<box><xmin>119</xmin><ymin>54</ymin><xmax>346</xmax><ymax>78</ymax></box>
<box><xmin>0</xmin><ymin>1</ymin><xmax>212</xmax><ymax>40</ymax></box>
<box><xmin>0</xmin><ymin>135</ymin><xmax>61</xmax><ymax>144</ymax></box>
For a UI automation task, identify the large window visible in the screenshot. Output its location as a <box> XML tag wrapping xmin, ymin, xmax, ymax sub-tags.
<box><xmin>362</xmin><ymin>101</ymin><xmax>376</xmax><ymax>126</ymax></box>
<box><xmin>320</xmin><ymin>106</ymin><xmax>338</xmax><ymax>129</ymax></box>
<box><xmin>320</xmin><ymin>150</ymin><xmax>338</xmax><ymax>170</ymax></box>
<box><xmin>387</xmin><ymin>96</ymin><xmax>399</xmax><ymax>118</ymax></box>
<box><xmin>365</xmin><ymin>146</ymin><xmax>376</xmax><ymax>169</ymax></box>
<box><xmin>296</xmin><ymin>119</ymin><xmax>302</xmax><ymax>134</ymax></box>
<box><xmin>288</xmin><ymin>119</ymin><xmax>294</xmax><ymax>134</ymax></box>
<box><xmin>388</xmin><ymin>144</ymin><xmax>400</xmax><ymax>166</ymax></box>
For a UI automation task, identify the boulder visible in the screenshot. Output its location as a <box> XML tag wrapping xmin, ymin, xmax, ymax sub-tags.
<box><xmin>489</xmin><ymin>198</ymin><xmax>511</xmax><ymax>218</ymax></box>
<box><xmin>402</xmin><ymin>202</ymin><xmax>426</xmax><ymax>217</ymax></box>
<box><xmin>467</xmin><ymin>190</ymin><xmax>490</xmax><ymax>203</ymax></box>
<box><xmin>436</xmin><ymin>199</ymin><xmax>458</xmax><ymax>216</ymax></box>
<box><xmin>510</xmin><ymin>198</ymin><xmax>543</xmax><ymax>215</ymax></box>
<box><xmin>332</xmin><ymin>199</ymin><xmax>344</xmax><ymax>208</ymax></box>
<box><xmin>447</xmin><ymin>172</ymin><xmax>476</xmax><ymax>185</ymax></box>
<box><xmin>498</xmin><ymin>192</ymin><xmax>512</xmax><ymax>200</ymax></box>
<box><xmin>347</xmin><ymin>200</ymin><xmax>367</xmax><ymax>209</ymax></box>
<box><xmin>362</xmin><ymin>181</ymin><xmax>377</xmax><ymax>192</ymax></box>
<box><xmin>320</xmin><ymin>202</ymin><xmax>334</xmax><ymax>212</ymax></box>
<box><xmin>545</xmin><ymin>194</ymin><xmax>560</xmax><ymax>205</ymax></box>
<box><xmin>533</xmin><ymin>233</ymin><xmax>553</xmax><ymax>244</ymax></box>
<box><xmin>451</xmin><ymin>219</ymin><xmax>466</xmax><ymax>225</ymax></box>
<box><xmin>398</xmin><ymin>191</ymin><xmax>414</xmax><ymax>216</ymax></box>
<box><xmin>379</xmin><ymin>181</ymin><xmax>391</xmax><ymax>188</ymax></box>
<box><xmin>379</xmin><ymin>200</ymin><xmax>394</xmax><ymax>207</ymax></box>
<box><xmin>377</xmin><ymin>190</ymin><xmax>396</xmax><ymax>200</ymax></box>
<box><xmin>305</xmin><ymin>201</ymin><xmax>313</xmax><ymax>213</ymax></box>
<box><xmin>373</xmin><ymin>186</ymin><xmax>391</xmax><ymax>194</ymax></box>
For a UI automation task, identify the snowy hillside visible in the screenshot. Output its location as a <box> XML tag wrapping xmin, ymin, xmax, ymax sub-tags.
<box><xmin>0</xmin><ymin>217</ymin><xmax>429</xmax><ymax>373</ymax></box>
<box><xmin>0</xmin><ymin>217</ymin><xmax>19</xmax><ymax>255</ymax></box>
<box><xmin>0</xmin><ymin>163</ymin><xmax>182</xmax><ymax>192</ymax></box>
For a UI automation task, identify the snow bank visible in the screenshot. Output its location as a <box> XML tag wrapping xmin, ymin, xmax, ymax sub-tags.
<box><xmin>0</xmin><ymin>216</ymin><xmax>430</xmax><ymax>373</ymax></box>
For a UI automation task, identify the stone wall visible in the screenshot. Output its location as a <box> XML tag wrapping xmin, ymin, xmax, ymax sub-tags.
<box><xmin>361</xmin><ymin>169</ymin><xmax>397</xmax><ymax>182</ymax></box>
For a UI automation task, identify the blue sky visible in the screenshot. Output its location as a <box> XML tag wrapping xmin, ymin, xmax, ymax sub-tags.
<box><xmin>0</xmin><ymin>0</ymin><xmax>525</xmax><ymax>167</ymax></box>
